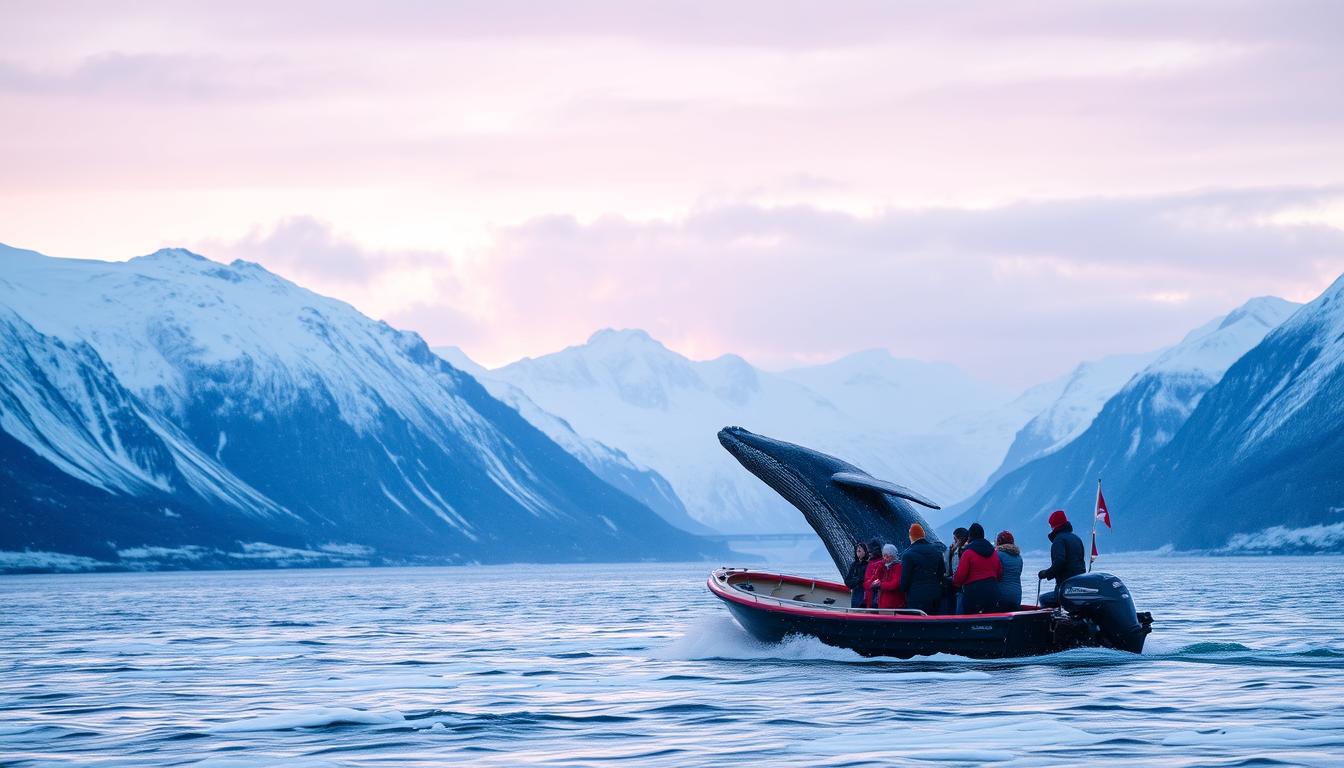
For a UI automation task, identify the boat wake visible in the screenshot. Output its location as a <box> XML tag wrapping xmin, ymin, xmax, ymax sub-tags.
<box><xmin>652</xmin><ymin>616</ymin><xmax>869</xmax><ymax>663</ymax></box>
<box><xmin>656</xmin><ymin>615</ymin><xmax>1344</xmax><ymax>671</ymax></box>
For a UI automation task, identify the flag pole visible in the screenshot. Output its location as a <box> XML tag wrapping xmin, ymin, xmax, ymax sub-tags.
<box><xmin>1089</xmin><ymin>478</ymin><xmax>1100</xmax><ymax>572</ymax></box>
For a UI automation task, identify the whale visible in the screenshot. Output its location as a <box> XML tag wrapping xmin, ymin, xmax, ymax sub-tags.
<box><xmin>717</xmin><ymin>426</ymin><xmax>944</xmax><ymax>576</ymax></box>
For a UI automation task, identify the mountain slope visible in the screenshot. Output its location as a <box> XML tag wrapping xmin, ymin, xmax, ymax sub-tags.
<box><xmin>1123</xmin><ymin>278</ymin><xmax>1344</xmax><ymax>551</ymax></box>
<box><xmin>434</xmin><ymin>345</ymin><xmax>710</xmax><ymax>534</ymax></box>
<box><xmin>956</xmin><ymin>297</ymin><xmax>1300</xmax><ymax>541</ymax></box>
<box><xmin>986</xmin><ymin>350</ymin><xmax>1163</xmax><ymax>485</ymax></box>
<box><xmin>0</xmin><ymin>243</ymin><xmax>726</xmax><ymax>569</ymax></box>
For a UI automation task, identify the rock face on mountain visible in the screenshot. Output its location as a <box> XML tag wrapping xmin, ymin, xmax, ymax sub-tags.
<box><xmin>0</xmin><ymin>244</ymin><xmax>726</xmax><ymax>571</ymax></box>
<box><xmin>1123</xmin><ymin>279</ymin><xmax>1344</xmax><ymax>552</ymax></box>
<box><xmin>956</xmin><ymin>297</ymin><xmax>1301</xmax><ymax>546</ymax></box>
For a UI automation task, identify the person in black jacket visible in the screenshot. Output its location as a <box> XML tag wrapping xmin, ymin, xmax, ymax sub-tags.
<box><xmin>843</xmin><ymin>541</ymin><xmax>872</xmax><ymax>607</ymax></box>
<box><xmin>898</xmin><ymin>523</ymin><xmax>945</xmax><ymax>614</ymax></box>
<box><xmin>1038</xmin><ymin>509</ymin><xmax>1086</xmax><ymax>607</ymax></box>
<box><xmin>940</xmin><ymin>527</ymin><xmax>969</xmax><ymax>614</ymax></box>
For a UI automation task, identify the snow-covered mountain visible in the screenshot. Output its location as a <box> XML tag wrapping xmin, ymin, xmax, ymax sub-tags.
<box><xmin>434</xmin><ymin>345</ymin><xmax>709</xmax><ymax>534</ymax></box>
<box><xmin>985</xmin><ymin>350</ymin><xmax>1163</xmax><ymax>484</ymax></box>
<box><xmin>468</xmin><ymin>331</ymin><xmax>1027</xmax><ymax>532</ymax></box>
<box><xmin>777</xmin><ymin>350</ymin><xmax>1007</xmax><ymax>433</ymax></box>
<box><xmin>0</xmin><ymin>243</ymin><xmax>727</xmax><ymax>570</ymax></box>
<box><xmin>956</xmin><ymin>296</ymin><xmax>1301</xmax><ymax>542</ymax></box>
<box><xmin>1122</xmin><ymin>279</ymin><xmax>1344</xmax><ymax>552</ymax></box>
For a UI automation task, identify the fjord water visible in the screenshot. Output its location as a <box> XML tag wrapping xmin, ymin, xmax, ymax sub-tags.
<box><xmin>3</xmin><ymin>556</ymin><xmax>1342</xmax><ymax>767</ymax></box>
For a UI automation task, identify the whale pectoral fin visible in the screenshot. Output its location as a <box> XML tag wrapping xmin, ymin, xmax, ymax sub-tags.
<box><xmin>830</xmin><ymin>471</ymin><xmax>942</xmax><ymax>510</ymax></box>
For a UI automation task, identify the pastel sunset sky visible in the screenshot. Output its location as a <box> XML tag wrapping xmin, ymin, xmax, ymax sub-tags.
<box><xmin>4</xmin><ymin>1</ymin><xmax>1343</xmax><ymax>386</ymax></box>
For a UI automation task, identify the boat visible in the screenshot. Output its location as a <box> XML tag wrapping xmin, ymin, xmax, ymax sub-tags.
<box><xmin>708</xmin><ymin>567</ymin><xmax>1152</xmax><ymax>659</ymax></box>
<box><xmin>707</xmin><ymin>426</ymin><xmax>1154</xmax><ymax>658</ymax></box>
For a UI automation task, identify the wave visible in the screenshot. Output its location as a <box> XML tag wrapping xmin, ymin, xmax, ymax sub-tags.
<box><xmin>205</xmin><ymin>707</ymin><xmax>405</xmax><ymax>734</ymax></box>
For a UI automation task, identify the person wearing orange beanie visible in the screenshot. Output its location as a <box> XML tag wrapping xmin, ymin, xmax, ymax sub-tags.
<box><xmin>897</xmin><ymin>521</ymin><xmax>944</xmax><ymax>615</ymax></box>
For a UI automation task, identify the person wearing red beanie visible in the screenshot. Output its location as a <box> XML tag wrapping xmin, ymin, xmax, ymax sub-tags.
<box><xmin>1038</xmin><ymin>509</ymin><xmax>1086</xmax><ymax>607</ymax></box>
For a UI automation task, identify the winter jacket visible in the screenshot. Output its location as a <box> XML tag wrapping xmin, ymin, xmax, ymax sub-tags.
<box><xmin>874</xmin><ymin>558</ymin><xmax>906</xmax><ymax>609</ymax></box>
<box><xmin>961</xmin><ymin>578</ymin><xmax>1000</xmax><ymax>614</ymax></box>
<box><xmin>898</xmin><ymin>538</ymin><xmax>946</xmax><ymax>610</ymax></box>
<box><xmin>995</xmin><ymin>544</ymin><xmax>1023</xmax><ymax>610</ymax></box>
<box><xmin>843</xmin><ymin>556</ymin><xmax>870</xmax><ymax>591</ymax></box>
<box><xmin>953</xmin><ymin>538</ymin><xmax>1003</xmax><ymax>587</ymax></box>
<box><xmin>862</xmin><ymin>559</ymin><xmax>884</xmax><ymax>607</ymax></box>
<box><xmin>1040</xmin><ymin>522</ymin><xmax>1086</xmax><ymax>584</ymax></box>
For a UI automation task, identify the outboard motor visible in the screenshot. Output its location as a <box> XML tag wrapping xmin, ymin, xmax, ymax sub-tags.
<box><xmin>1059</xmin><ymin>572</ymin><xmax>1153</xmax><ymax>653</ymax></box>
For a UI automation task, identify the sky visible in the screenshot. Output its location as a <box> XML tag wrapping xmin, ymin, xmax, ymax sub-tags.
<box><xmin>3</xmin><ymin>0</ymin><xmax>1343</xmax><ymax>387</ymax></box>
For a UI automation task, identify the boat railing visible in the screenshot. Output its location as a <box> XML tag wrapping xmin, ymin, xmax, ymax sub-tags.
<box><xmin>712</xmin><ymin>567</ymin><xmax>928</xmax><ymax>616</ymax></box>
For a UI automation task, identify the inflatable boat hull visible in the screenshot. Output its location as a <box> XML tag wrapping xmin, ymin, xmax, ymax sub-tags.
<box><xmin>708</xmin><ymin>568</ymin><xmax>1136</xmax><ymax>659</ymax></box>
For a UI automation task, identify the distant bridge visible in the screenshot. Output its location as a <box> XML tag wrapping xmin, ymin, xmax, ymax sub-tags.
<box><xmin>703</xmin><ymin>533</ymin><xmax>818</xmax><ymax>544</ymax></box>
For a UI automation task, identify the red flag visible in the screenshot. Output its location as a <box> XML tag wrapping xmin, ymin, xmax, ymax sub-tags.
<box><xmin>1096</xmin><ymin>487</ymin><xmax>1112</xmax><ymax>529</ymax></box>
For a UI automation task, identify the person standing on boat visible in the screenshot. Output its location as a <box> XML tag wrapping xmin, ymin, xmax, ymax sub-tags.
<box><xmin>871</xmin><ymin>544</ymin><xmax>906</xmax><ymax>609</ymax></box>
<box><xmin>843</xmin><ymin>541</ymin><xmax>872</xmax><ymax>608</ymax></box>
<box><xmin>1038</xmin><ymin>510</ymin><xmax>1086</xmax><ymax>608</ymax></box>
<box><xmin>994</xmin><ymin>530</ymin><xmax>1024</xmax><ymax>611</ymax></box>
<box><xmin>862</xmin><ymin>538</ymin><xmax>884</xmax><ymax>607</ymax></box>
<box><xmin>898</xmin><ymin>523</ymin><xmax>945</xmax><ymax>615</ymax></box>
<box><xmin>953</xmin><ymin>523</ymin><xmax>1003</xmax><ymax>614</ymax></box>
<box><xmin>941</xmin><ymin>527</ymin><xmax>969</xmax><ymax>614</ymax></box>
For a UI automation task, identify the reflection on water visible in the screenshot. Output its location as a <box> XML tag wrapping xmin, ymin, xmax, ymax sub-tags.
<box><xmin>3</xmin><ymin>555</ymin><xmax>1343</xmax><ymax>766</ymax></box>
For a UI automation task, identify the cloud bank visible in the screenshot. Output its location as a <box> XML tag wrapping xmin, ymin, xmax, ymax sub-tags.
<box><xmin>204</xmin><ymin>187</ymin><xmax>1344</xmax><ymax>386</ymax></box>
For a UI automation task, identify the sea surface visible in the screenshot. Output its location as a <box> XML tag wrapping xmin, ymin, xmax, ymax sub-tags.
<box><xmin>3</xmin><ymin>555</ymin><xmax>1343</xmax><ymax>767</ymax></box>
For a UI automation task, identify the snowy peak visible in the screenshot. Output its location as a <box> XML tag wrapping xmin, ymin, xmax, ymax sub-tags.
<box><xmin>586</xmin><ymin>327</ymin><xmax>661</xmax><ymax>348</ymax></box>
<box><xmin>1217</xmin><ymin>296</ymin><xmax>1298</xmax><ymax>332</ymax></box>
<box><xmin>132</xmin><ymin>247</ymin><xmax>211</xmax><ymax>264</ymax></box>
<box><xmin>1137</xmin><ymin>297</ymin><xmax>1300</xmax><ymax>381</ymax></box>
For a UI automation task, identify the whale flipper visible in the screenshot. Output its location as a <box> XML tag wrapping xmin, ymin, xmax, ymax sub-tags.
<box><xmin>830</xmin><ymin>472</ymin><xmax>941</xmax><ymax>510</ymax></box>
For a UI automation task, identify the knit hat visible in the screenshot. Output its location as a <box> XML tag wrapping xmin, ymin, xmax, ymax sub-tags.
<box><xmin>909</xmin><ymin>523</ymin><xmax>926</xmax><ymax>541</ymax></box>
<box><xmin>1048</xmin><ymin>510</ymin><xmax>1068</xmax><ymax>530</ymax></box>
<box><xmin>968</xmin><ymin>523</ymin><xmax>985</xmax><ymax>540</ymax></box>
<box><xmin>996</xmin><ymin>530</ymin><xmax>1015</xmax><ymax>546</ymax></box>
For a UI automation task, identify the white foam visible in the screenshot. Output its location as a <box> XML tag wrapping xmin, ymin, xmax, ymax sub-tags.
<box><xmin>652</xmin><ymin>615</ymin><xmax>868</xmax><ymax>662</ymax></box>
<box><xmin>205</xmin><ymin>707</ymin><xmax>405</xmax><ymax>733</ymax></box>
<box><xmin>652</xmin><ymin>615</ymin><xmax>991</xmax><ymax>674</ymax></box>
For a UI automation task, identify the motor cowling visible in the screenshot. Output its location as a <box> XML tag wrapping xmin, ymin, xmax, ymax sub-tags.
<box><xmin>1059</xmin><ymin>572</ymin><xmax>1151</xmax><ymax>653</ymax></box>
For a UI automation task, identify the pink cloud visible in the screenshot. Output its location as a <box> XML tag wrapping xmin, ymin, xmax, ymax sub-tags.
<box><xmin>195</xmin><ymin>188</ymin><xmax>1344</xmax><ymax>387</ymax></box>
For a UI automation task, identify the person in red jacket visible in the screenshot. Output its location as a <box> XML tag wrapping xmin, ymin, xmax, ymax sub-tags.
<box><xmin>861</xmin><ymin>538</ymin><xmax>883</xmax><ymax>607</ymax></box>
<box><xmin>953</xmin><ymin>523</ymin><xmax>1003</xmax><ymax>614</ymax></box>
<box><xmin>871</xmin><ymin>543</ymin><xmax>907</xmax><ymax>609</ymax></box>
